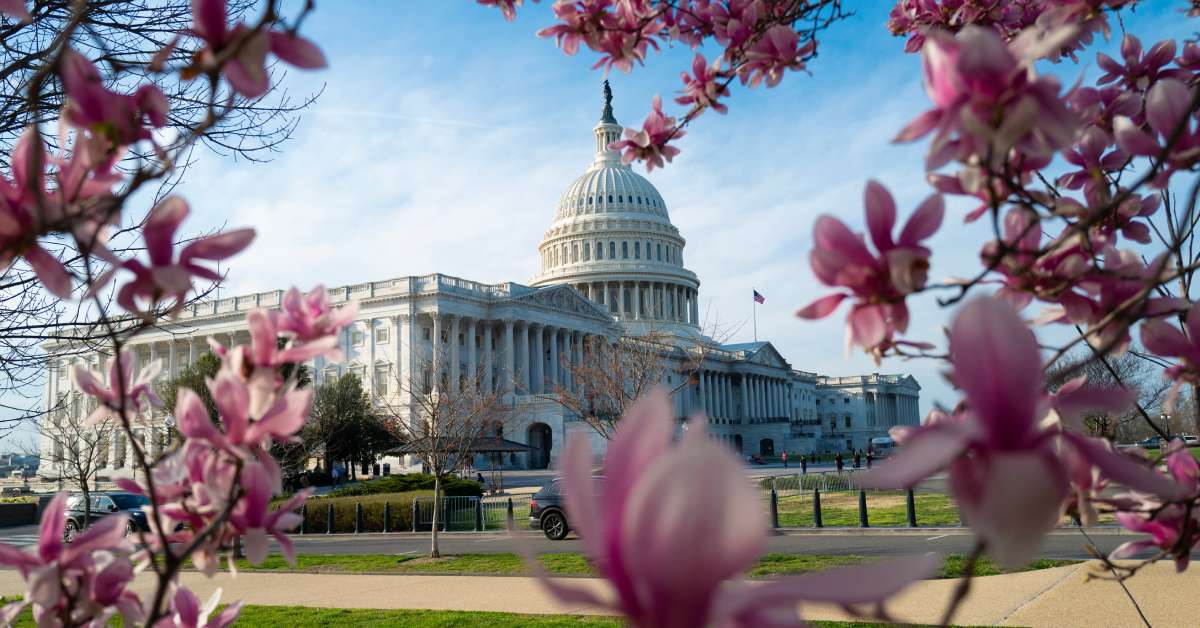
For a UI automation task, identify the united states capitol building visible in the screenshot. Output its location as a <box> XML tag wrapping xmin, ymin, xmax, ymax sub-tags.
<box><xmin>38</xmin><ymin>88</ymin><xmax>920</xmax><ymax>478</ymax></box>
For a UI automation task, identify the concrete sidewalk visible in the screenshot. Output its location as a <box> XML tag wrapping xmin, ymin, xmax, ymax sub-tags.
<box><xmin>1</xmin><ymin>560</ymin><xmax>1195</xmax><ymax>626</ymax></box>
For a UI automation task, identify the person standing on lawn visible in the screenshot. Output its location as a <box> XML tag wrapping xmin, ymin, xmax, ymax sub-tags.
<box><xmin>800</xmin><ymin>454</ymin><xmax>807</xmax><ymax>474</ymax></box>
<box><xmin>782</xmin><ymin>451</ymin><xmax>788</xmax><ymax>468</ymax></box>
<box><xmin>835</xmin><ymin>452</ymin><xmax>844</xmax><ymax>473</ymax></box>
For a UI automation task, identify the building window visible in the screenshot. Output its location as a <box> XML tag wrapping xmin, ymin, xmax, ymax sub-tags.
<box><xmin>350</xmin><ymin>365</ymin><xmax>365</xmax><ymax>382</ymax></box>
<box><xmin>844</xmin><ymin>416</ymin><xmax>852</xmax><ymax>428</ymax></box>
<box><xmin>596</xmin><ymin>241</ymin><xmax>603</xmax><ymax>260</ymax></box>
<box><xmin>608</xmin><ymin>194</ymin><xmax>613</xmax><ymax>203</ymax></box>
<box><xmin>587</xmin><ymin>196</ymin><xmax>592</xmax><ymax>205</ymax></box>
<box><xmin>459</xmin><ymin>332</ymin><xmax>465</xmax><ymax>346</ymax></box>
<box><xmin>634</xmin><ymin>242</ymin><xmax>641</xmax><ymax>259</ymax></box>
<box><xmin>618</xmin><ymin>195</ymin><xmax>623</xmax><ymax>202</ymax></box>
<box><xmin>572</xmin><ymin>243</ymin><xmax>578</xmax><ymax>262</ymax></box>
<box><xmin>422</xmin><ymin>328</ymin><xmax>431</xmax><ymax>340</ymax></box>
<box><xmin>609</xmin><ymin>241</ymin><xmax>616</xmax><ymax>258</ymax></box>
<box><xmin>622</xmin><ymin>241</ymin><xmax>629</xmax><ymax>258</ymax></box>
<box><xmin>657</xmin><ymin>243</ymin><xmax>662</xmax><ymax>261</ymax></box>
<box><xmin>636</xmin><ymin>196</ymin><xmax>642</xmax><ymax>204</ymax></box>
<box><xmin>324</xmin><ymin>366</ymin><xmax>339</xmax><ymax>382</ymax></box>
<box><xmin>844</xmin><ymin>397</ymin><xmax>850</xmax><ymax>404</ymax></box>
<box><xmin>375</xmin><ymin>327</ymin><xmax>389</xmax><ymax>345</ymax></box>
<box><xmin>374</xmin><ymin>365</ymin><xmax>389</xmax><ymax>397</ymax></box>
<box><xmin>829</xmin><ymin>419</ymin><xmax>835</xmax><ymax>430</ymax></box>
<box><xmin>352</xmin><ymin>330</ymin><xmax>365</xmax><ymax>346</ymax></box>
<box><xmin>583</xmin><ymin>242</ymin><xmax>590</xmax><ymax>261</ymax></box>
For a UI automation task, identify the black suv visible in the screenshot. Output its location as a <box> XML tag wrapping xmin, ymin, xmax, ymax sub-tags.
<box><xmin>63</xmin><ymin>492</ymin><xmax>150</xmax><ymax>543</ymax></box>
<box><xmin>529</xmin><ymin>477</ymin><xmax>602</xmax><ymax>540</ymax></box>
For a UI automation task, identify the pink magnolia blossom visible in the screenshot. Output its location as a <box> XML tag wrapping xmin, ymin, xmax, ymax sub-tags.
<box><xmin>1110</xmin><ymin>442</ymin><xmax>1200</xmax><ymax>571</ymax></box>
<box><xmin>1140</xmin><ymin>300</ymin><xmax>1200</xmax><ymax>409</ymax></box>
<box><xmin>117</xmin><ymin>196</ymin><xmax>254</xmax><ymax>316</ymax></box>
<box><xmin>72</xmin><ymin>350</ymin><xmax>164</xmax><ymax>426</ymax></box>
<box><xmin>476</xmin><ymin>0</ymin><xmax>528</xmax><ymax>21</ymax></box>
<box><xmin>1096</xmin><ymin>35</ymin><xmax>1183</xmax><ymax>91</ymax></box>
<box><xmin>675</xmin><ymin>53</ymin><xmax>729</xmax><ymax>114</ymax></box>
<box><xmin>861</xmin><ymin>296</ymin><xmax>1185</xmax><ymax>567</ymax></box>
<box><xmin>163</xmin><ymin>586</ymin><xmax>241</xmax><ymax>628</ymax></box>
<box><xmin>0</xmin><ymin>493</ymin><xmax>142</xmax><ymax>626</ymax></box>
<box><xmin>543</xmin><ymin>391</ymin><xmax>938</xmax><ymax>627</ymax></box>
<box><xmin>274</xmin><ymin>284</ymin><xmax>358</xmax><ymax>346</ymax></box>
<box><xmin>895</xmin><ymin>26</ymin><xmax>1077</xmax><ymax>172</ymax></box>
<box><xmin>797</xmin><ymin>180</ymin><xmax>943</xmax><ymax>360</ymax></box>
<box><xmin>610</xmin><ymin>95</ymin><xmax>685</xmax><ymax>171</ymax></box>
<box><xmin>60</xmin><ymin>48</ymin><xmax>169</xmax><ymax>150</ymax></box>
<box><xmin>737</xmin><ymin>24</ymin><xmax>813</xmax><ymax>88</ymax></box>
<box><xmin>175</xmin><ymin>367</ymin><xmax>310</xmax><ymax>455</ymax></box>
<box><xmin>187</xmin><ymin>0</ymin><xmax>327</xmax><ymax>98</ymax></box>
<box><xmin>1112</xmin><ymin>78</ymin><xmax>1200</xmax><ymax>187</ymax></box>
<box><xmin>229</xmin><ymin>461</ymin><xmax>310</xmax><ymax>565</ymax></box>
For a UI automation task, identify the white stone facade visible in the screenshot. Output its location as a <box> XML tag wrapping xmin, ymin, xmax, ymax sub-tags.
<box><xmin>36</xmin><ymin>89</ymin><xmax>921</xmax><ymax>480</ymax></box>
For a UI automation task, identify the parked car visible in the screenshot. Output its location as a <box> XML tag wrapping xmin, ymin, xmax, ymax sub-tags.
<box><xmin>1136</xmin><ymin>437</ymin><xmax>1162</xmax><ymax>450</ymax></box>
<box><xmin>1182</xmin><ymin>435</ymin><xmax>1200</xmax><ymax>446</ymax></box>
<box><xmin>63</xmin><ymin>492</ymin><xmax>150</xmax><ymax>543</ymax></box>
<box><xmin>1</xmin><ymin>485</ymin><xmax>31</xmax><ymax>496</ymax></box>
<box><xmin>529</xmin><ymin>477</ymin><xmax>603</xmax><ymax>540</ymax></box>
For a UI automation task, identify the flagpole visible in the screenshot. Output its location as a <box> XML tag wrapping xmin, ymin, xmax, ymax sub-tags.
<box><xmin>752</xmin><ymin>287</ymin><xmax>758</xmax><ymax>342</ymax></box>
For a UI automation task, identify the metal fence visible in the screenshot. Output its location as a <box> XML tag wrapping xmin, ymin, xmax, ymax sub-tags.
<box><xmin>411</xmin><ymin>496</ymin><xmax>518</xmax><ymax>532</ymax></box>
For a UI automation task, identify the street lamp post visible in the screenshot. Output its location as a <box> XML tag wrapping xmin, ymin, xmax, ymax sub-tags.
<box><xmin>1160</xmin><ymin>413</ymin><xmax>1171</xmax><ymax>443</ymax></box>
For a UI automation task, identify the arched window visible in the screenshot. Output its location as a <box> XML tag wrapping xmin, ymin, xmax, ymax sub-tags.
<box><xmin>608</xmin><ymin>194</ymin><xmax>613</xmax><ymax>203</ymax></box>
<box><xmin>595</xmin><ymin>240</ymin><xmax>603</xmax><ymax>260</ymax></box>
<box><xmin>634</xmin><ymin>242</ymin><xmax>641</xmax><ymax>259</ymax></box>
<box><xmin>637</xmin><ymin>196</ymin><xmax>642</xmax><ymax>204</ymax></box>
<box><xmin>571</xmin><ymin>243</ymin><xmax>578</xmax><ymax>263</ymax></box>
<box><xmin>583</xmin><ymin>242</ymin><xmax>590</xmax><ymax>261</ymax></box>
<box><xmin>657</xmin><ymin>243</ymin><xmax>663</xmax><ymax>261</ymax></box>
<box><xmin>609</xmin><ymin>241</ymin><xmax>616</xmax><ymax>258</ymax></box>
<box><xmin>618</xmin><ymin>195</ymin><xmax>623</xmax><ymax>202</ymax></box>
<box><xmin>622</xmin><ymin>241</ymin><xmax>629</xmax><ymax>259</ymax></box>
<box><xmin>587</xmin><ymin>196</ymin><xmax>593</xmax><ymax>205</ymax></box>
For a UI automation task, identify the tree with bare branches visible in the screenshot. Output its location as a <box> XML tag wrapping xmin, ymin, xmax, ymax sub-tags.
<box><xmin>29</xmin><ymin>393</ymin><xmax>120</xmax><ymax>528</ymax></box>
<box><xmin>1047</xmin><ymin>348</ymin><xmax>1176</xmax><ymax>442</ymax></box>
<box><xmin>546</xmin><ymin>321</ymin><xmax>736</xmax><ymax>440</ymax></box>
<box><xmin>381</xmin><ymin>355</ymin><xmax>515</xmax><ymax>558</ymax></box>
<box><xmin>0</xmin><ymin>0</ymin><xmax>321</xmax><ymax>439</ymax></box>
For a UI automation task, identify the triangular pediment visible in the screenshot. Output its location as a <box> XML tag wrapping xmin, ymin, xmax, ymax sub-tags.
<box><xmin>736</xmin><ymin>342</ymin><xmax>790</xmax><ymax>369</ymax></box>
<box><xmin>503</xmin><ymin>285</ymin><xmax>613</xmax><ymax>322</ymax></box>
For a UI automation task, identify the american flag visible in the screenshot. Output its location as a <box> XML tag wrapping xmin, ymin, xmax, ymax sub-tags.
<box><xmin>753</xmin><ymin>290</ymin><xmax>765</xmax><ymax>304</ymax></box>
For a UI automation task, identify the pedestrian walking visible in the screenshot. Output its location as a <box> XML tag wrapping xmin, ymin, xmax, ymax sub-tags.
<box><xmin>331</xmin><ymin>465</ymin><xmax>341</xmax><ymax>487</ymax></box>
<box><xmin>800</xmin><ymin>454</ymin><xmax>807</xmax><ymax>474</ymax></box>
<box><xmin>853</xmin><ymin>451</ymin><xmax>861</xmax><ymax>469</ymax></box>
<box><xmin>782</xmin><ymin>451</ymin><xmax>788</xmax><ymax>468</ymax></box>
<box><xmin>835</xmin><ymin>452</ymin><xmax>844</xmax><ymax>473</ymax></box>
<box><xmin>866</xmin><ymin>452</ymin><xmax>874</xmax><ymax>469</ymax></box>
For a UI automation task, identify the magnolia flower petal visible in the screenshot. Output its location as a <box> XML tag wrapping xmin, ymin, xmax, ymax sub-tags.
<box><xmin>724</xmin><ymin>553</ymin><xmax>939</xmax><ymax>611</ymax></box>
<box><xmin>953</xmin><ymin>452</ymin><xmax>1066</xmax><ymax>568</ymax></box>
<box><xmin>1063</xmin><ymin>432</ymin><xmax>1189</xmax><ymax>499</ymax></box>
<box><xmin>795</xmin><ymin>293</ymin><xmax>847</xmax><ymax>320</ymax></box>
<box><xmin>858</xmin><ymin>424</ymin><xmax>967</xmax><ymax>489</ymax></box>
<box><xmin>864</xmin><ymin>180</ymin><xmax>897</xmax><ymax>252</ymax></box>
<box><xmin>268</xmin><ymin>31</ymin><xmax>327</xmax><ymax>68</ymax></box>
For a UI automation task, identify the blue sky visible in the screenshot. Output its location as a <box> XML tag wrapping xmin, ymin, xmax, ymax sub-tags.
<box><xmin>2</xmin><ymin>1</ymin><xmax>1193</xmax><ymax>447</ymax></box>
<box><xmin>148</xmin><ymin>1</ymin><xmax>1198</xmax><ymax>420</ymax></box>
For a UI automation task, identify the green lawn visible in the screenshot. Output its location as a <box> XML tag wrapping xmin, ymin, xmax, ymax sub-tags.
<box><xmin>227</xmin><ymin>551</ymin><xmax>1077</xmax><ymax>580</ymax></box>
<box><xmin>774</xmin><ymin>491</ymin><xmax>961</xmax><ymax>527</ymax></box>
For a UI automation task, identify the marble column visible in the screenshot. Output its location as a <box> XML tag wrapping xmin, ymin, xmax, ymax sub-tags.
<box><xmin>548</xmin><ymin>327</ymin><xmax>559</xmax><ymax>389</ymax></box>
<box><xmin>532</xmin><ymin>325</ymin><xmax>544</xmax><ymax>394</ymax></box>
<box><xmin>482</xmin><ymin>321</ymin><xmax>493</xmax><ymax>392</ymax></box>
<box><xmin>518</xmin><ymin>322</ymin><xmax>530</xmax><ymax>392</ymax></box>
<box><xmin>632</xmin><ymin>282</ymin><xmax>641</xmax><ymax>319</ymax></box>
<box><xmin>466</xmin><ymin>318</ymin><xmax>478</xmax><ymax>391</ymax></box>
<box><xmin>697</xmin><ymin>368</ymin><xmax>707</xmax><ymax>417</ymax></box>
<box><xmin>725</xmin><ymin>375</ymin><xmax>733</xmax><ymax>419</ymax></box>
<box><xmin>562</xmin><ymin>330</ymin><xmax>574</xmax><ymax>392</ymax></box>
<box><xmin>431</xmin><ymin>314</ymin><xmax>443</xmax><ymax>394</ymax></box>
<box><xmin>167</xmin><ymin>341</ymin><xmax>177</xmax><ymax>379</ymax></box>
<box><xmin>617</xmin><ymin>283</ymin><xmax>626</xmax><ymax>316</ymax></box>
<box><xmin>449</xmin><ymin>316</ymin><xmax>461</xmax><ymax>392</ymax></box>
<box><xmin>603</xmin><ymin>283</ymin><xmax>612</xmax><ymax>313</ymax></box>
<box><xmin>502</xmin><ymin>319</ymin><xmax>515</xmax><ymax>393</ymax></box>
<box><xmin>738</xmin><ymin>376</ymin><xmax>747</xmax><ymax>423</ymax></box>
<box><xmin>188</xmin><ymin>336</ymin><xmax>196</xmax><ymax>364</ymax></box>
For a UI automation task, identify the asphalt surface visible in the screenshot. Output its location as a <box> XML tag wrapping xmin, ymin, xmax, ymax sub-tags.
<box><xmin>0</xmin><ymin>522</ymin><xmax>1166</xmax><ymax>562</ymax></box>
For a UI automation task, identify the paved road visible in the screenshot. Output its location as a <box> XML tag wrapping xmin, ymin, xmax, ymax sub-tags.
<box><xmin>0</xmin><ymin>522</ymin><xmax>1167</xmax><ymax>562</ymax></box>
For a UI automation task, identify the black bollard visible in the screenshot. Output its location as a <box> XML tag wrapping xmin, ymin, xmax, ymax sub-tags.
<box><xmin>383</xmin><ymin>502</ymin><xmax>392</xmax><ymax>533</ymax></box>
<box><xmin>355</xmin><ymin>502</ymin><xmax>364</xmax><ymax>534</ymax></box>
<box><xmin>906</xmin><ymin>488</ymin><xmax>918</xmax><ymax>528</ymax></box>
<box><xmin>858</xmin><ymin>489</ymin><xmax>869</xmax><ymax>528</ymax></box>
<box><xmin>813</xmin><ymin>488</ymin><xmax>823</xmax><ymax>528</ymax></box>
<box><xmin>475</xmin><ymin>499</ymin><xmax>484</xmax><ymax>532</ymax></box>
<box><xmin>326</xmin><ymin>502</ymin><xmax>334</xmax><ymax>534</ymax></box>
<box><xmin>769</xmin><ymin>485</ymin><xmax>780</xmax><ymax>529</ymax></box>
<box><xmin>506</xmin><ymin>498</ymin><xmax>515</xmax><ymax>531</ymax></box>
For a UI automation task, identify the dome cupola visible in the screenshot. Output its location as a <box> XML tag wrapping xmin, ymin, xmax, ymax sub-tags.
<box><xmin>530</xmin><ymin>82</ymin><xmax>701</xmax><ymax>331</ymax></box>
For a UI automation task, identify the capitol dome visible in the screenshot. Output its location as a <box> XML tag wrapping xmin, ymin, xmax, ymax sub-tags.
<box><xmin>530</xmin><ymin>82</ymin><xmax>701</xmax><ymax>331</ymax></box>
